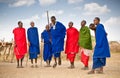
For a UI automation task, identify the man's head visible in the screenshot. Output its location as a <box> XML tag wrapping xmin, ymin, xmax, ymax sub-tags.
<box><xmin>89</xmin><ymin>23</ymin><xmax>96</xmax><ymax>30</ymax></box>
<box><xmin>68</xmin><ymin>21</ymin><xmax>73</xmax><ymax>28</ymax></box>
<box><xmin>30</xmin><ymin>21</ymin><xmax>35</xmax><ymax>27</ymax></box>
<box><xmin>18</xmin><ymin>21</ymin><xmax>23</xmax><ymax>28</ymax></box>
<box><xmin>81</xmin><ymin>20</ymin><xmax>86</xmax><ymax>27</ymax></box>
<box><xmin>94</xmin><ymin>17</ymin><xmax>100</xmax><ymax>25</ymax></box>
<box><xmin>51</xmin><ymin>16</ymin><xmax>56</xmax><ymax>25</ymax></box>
<box><xmin>45</xmin><ymin>25</ymin><xmax>50</xmax><ymax>31</ymax></box>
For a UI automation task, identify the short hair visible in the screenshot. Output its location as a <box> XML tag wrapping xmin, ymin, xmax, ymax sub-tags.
<box><xmin>82</xmin><ymin>20</ymin><xmax>86</xmax><ymax>24</ymax></box>
<box><xmin>69</xmin><ymin>21</ymin><xmax>74</xmax><ymax>25</ymax></box>
<box><xmin>89</xmin><ymin>23</ymin><xmax>94</xmax><ymax>27</ymax></box>
<box><xmin>45</xmin><ymin>24</ymin><xmax>49</xmax><ymax>27</ymax></box>
<box><xmin>18</xmin><ymin>21</ymin><xmax>22</xmax><ymax>25</ymax></box>
<box><xmin>30</xmin><ymin>21</ymin><xmax>34</xmax><ymax>24</ymax></box>
<box><xmin>95</xmin><ymin>17</ymin><xmax>100</xmax><ymax>21</ymax></box>
<box><xmin>51</xmin><ymin>16</ymin><xmax>56</xmax><ymax>20</ymax></box>
<box><xmin>89</xmin><ymin>23</ymin><xmax>96</xmax><ymax>30</ymax></box>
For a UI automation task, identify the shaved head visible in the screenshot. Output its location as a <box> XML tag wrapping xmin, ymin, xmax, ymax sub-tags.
<box><xmin>81</xmin><ymin>20</ymin><xmax>86</xmax><ymax>27</ymax></box>
<box><xmin>94</xmin><ymin>17</ymin><xmax>100</xmax><ymax>25</ymax></box>
<box><xmin>68</xmin><ymin>21</ymin><xmax>73</xmax><ymax>28</ymax></box>
<box><xmin>18</xmin><ymin>21</ymin><xmax>23</xmax><ymax>28</ymax></box>
<box><xmin>30</xmin><ymin>21</ymin><xmax>35</xmax><ymax>27</ymax></box>
<box><xmin>45</xmin><ymin>25</ymin><xmax>50</xmax><ymax>31</ymax></box>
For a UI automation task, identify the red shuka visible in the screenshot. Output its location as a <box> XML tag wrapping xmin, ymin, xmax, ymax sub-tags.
<box><xmin>81</xmin><ymin>49</ymin><xmax>89</xmax><ymax>67</ymax></box>
<box><xmin>13</xmin><ymin>27</ymin><xmax>27</xmax><ymax>59</ymax></box>
<box><xmin>65</xmin><ymin>27</ymin><xmax>79</xmax><ymax>62</ymax></box>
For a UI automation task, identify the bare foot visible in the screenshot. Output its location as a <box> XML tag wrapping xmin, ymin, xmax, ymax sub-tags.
<box><xmin>53</xmin><ymin>63</ymin><xmax>57</xmax><ymax>68</ymax></box>
<box><xmin>96</xmin><ymin>70</ymin><xmax>104</xmax><ymax>74</ymax></box>
<box><xmin>31</xmin><ymin>65</ymin><xmax>34</xmax><ymax>68</ymax></box>
<box><xmin>35</xmin><ymin>65</ymin><xmax>38</xmax><ymax>68</ymax></box>
<box><xmin>45</xmin><ymin>65</ymin><xmax>51</xmax><ymax>67</ymax></box>
<box><xmin>20</xmin><ymin>66</ymin><xmax>24</xmax><ymax>68</ymax></box>
<box><xmin>81</xmin><ymin>67</ymin><xmax>89</xmax><ymax>70</ymax></box>
<box><xmin>68</xmin><ymin>66</ymin><xmax>75</xmax><ymax>69</ymax></box>
<box><xmin>16</xmin><ymin>66</ymin><xmax>20</xmax><ymax>68</ymax></box>
<box><xmin>58</xmin><ymin>60</ymin><xmax>61</xmax><ymax>65</ymax></box>
<box><xmin>88</xmin><ymin>70</ymin><xmax>95</xmax><ymax>74</ymax></box>
<box><xmin>68</xmin><ymin>65</ymin><xmax>75</xmax><ymax>69</ymax></box>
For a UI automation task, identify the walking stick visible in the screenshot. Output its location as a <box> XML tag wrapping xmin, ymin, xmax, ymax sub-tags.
<box><xmin>47</xmin><ymin>11</ymin><xmax>50</xmax><ymax>26</ymax></box>
<box><xmin>39</xmin><ymin>11</ymin><xmax>50</xmax><ymax>67</ymax></box>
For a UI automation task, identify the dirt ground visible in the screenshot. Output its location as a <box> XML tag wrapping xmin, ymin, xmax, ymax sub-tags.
<box><xmin>0</xmin><ymin>52</ymin><xmax>120</xmax><ymax>78</ymax></box>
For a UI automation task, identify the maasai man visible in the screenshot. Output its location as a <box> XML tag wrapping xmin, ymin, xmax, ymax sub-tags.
<box><xmin>50</xmin><ymin>16</ymin><xmax>66</xmax><ymax>68</ymax></box>
<box><xmin>88</xmin><ymin>17</ymin><xmax>110</xmax><ymax>74</ymax></box>
<box><xmin>13</xmin><ymin>21</ymin><xmax>27</xmax><ymax>68</ymax></box>
<box><xmin>65</xmin><ymin>22</ymin><xmax>79</xmax><ymax>69</ymax></box>
<box><xmin>41</xmin><ymin>25</ymin><xmax>52</xmax><ymax>67</ymax></box>
<box><xmin>79</xmin><ymin>20</ymin><xmax>92</xmax><ymax>70</ymax></box>
<box><xmin>89</xmin><ymin>23</ymin><xmax>96</xmax><ymax>31</ymax></box>
<box><xmin>27</xmin><ymin>21</ymin><xmax>40</xmax><ymax>68</ymax></box>
<box><xmin>89</xmin><ymin>23</ymin><xmax>96</xmax><ymax>36</ymax></box>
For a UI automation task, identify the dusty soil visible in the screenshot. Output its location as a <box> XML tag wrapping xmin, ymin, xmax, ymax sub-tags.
<box><xmin>0</xmin><ymin>52</ymin><xmax>120</xmax><ymax>78</ymax></box>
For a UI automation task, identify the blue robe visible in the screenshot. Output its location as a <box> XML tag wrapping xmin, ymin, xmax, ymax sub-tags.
<box><xmin>27</xmin><ymin>27</ymin><xmax>40</xmax><ymax>59</ymax></box>
<box><xmin>41</xmin><ymin>30</ymin><xmax>52</xmax><ymax>61</ymax></box>
<box><xmin>50</xmin><ymin>21</ymin><xmax>66</xmax><ymax>57</ymax></box>
<box><xmin>93</xmin><ymin>24</ymin><xmax>110</xmax><ymax>69</ymax></box>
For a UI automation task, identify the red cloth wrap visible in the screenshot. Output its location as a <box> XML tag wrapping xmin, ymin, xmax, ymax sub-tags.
<box><xmin>13</xmin><ymin>27</ymin><xmax>27</xmax><ymax>59</ymax></box>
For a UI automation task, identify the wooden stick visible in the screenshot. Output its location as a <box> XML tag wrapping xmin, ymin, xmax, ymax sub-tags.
<box><xmin>47</xmin><ymin>11</ymin><xmax>50</xmax><ymax>26</ymax></box>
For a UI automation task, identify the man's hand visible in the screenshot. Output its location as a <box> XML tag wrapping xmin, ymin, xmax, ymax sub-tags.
<box><xmin>50</xmin><ymin>23</ymin><xmax>53</xmax><ymax>27</ymax></box>
<box><xmin>41</xmin><ymin>39</ymin><xmax>43</xmax><ymax>43</ymax></box>
<box><xmin>28</xmin><ymin>42</ymin><xmax>30</xmax><ymax>46</ymax></box>
<box><xmin>13</xmin><ymin>41</ymin><xmax>17</xmax><ymax>47</ymax></box>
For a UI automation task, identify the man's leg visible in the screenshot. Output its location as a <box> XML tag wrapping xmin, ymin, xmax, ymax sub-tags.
<box><xmin>88</xmin><ymin>69</ymin><xmax>95</xmax><ymax>74</ymax></box>
<box><xmin>84</xmin><ymin>49</ymin><xmax>90</xmax><ymax>70</ymax></box>
<box><xmin>49</xmin><ymin>60</ymin><xmax>51</xmax><ymax>66</ymax></box>
<box><xmin>45</xmin><ymin>60</ymin><xmax>51</xmax><ymax>67</ymax></box>
<box><xmin>96</xmin><ymin>67</ymin><xmax>104</xmax><ymax>74</ymax></box>
<box><xmin>88</xmin><ymin>67</ymin><xmax>104</xmax><ymax>74</ymax></box>
<box><xmin>35</xmin><ymin>58</ymin><xmax>37</xmax><ymax>63</ymax></box>
<box><xmin>81</xmin><ymin>63</ymin><xmax>89</xmax><ymax>70</ymax></box>
<box><xmin>47</xmin><ymin>55</ymin><xmax>52</xmax><ymax>67</ymax></box>
<box><xmin>68</xmin><ymin>53</ymin><xmax>76</xmax><ymax>69</ymax></box>
<box><xmin>68</xmin><ymin>61</ymin><xmax>75</xmax><ymax>69</ymax></box>
<box><xmin>53</xmin><ymin>52</ymin><xmax>60</xmax><ymax>68</ymax></box>
<box><xmin>53</xmin><ymin>52</ymin><xmax>61</xmax><ymax>68</ymax></box>
<box><xmin>88</xmin><ymin>58</ymin><xmax>96</xmax><ymax>74</ymax></box>
<box><xmin>58</xmin><ymin>53</ymin><xmax>61</xmax><ymax>65</ymax></box>
<box><xmin>20</xmin><ymin>57</ymin><xmax>24</xmax><ymax>68</ymax></box>
<box><xmin>53</xmin><ymin>57</ymin><xmax>57</xmax><ymax>68</ymax></box>
<box><xmin>17</xmin><ymin>59</ymin><xmax>19</xmax><ymax>68</ymax></box>
<box><xmin>71</xmin><ymin>62</ymin><xmax>75</xmax><ymax>68</ymax></box>
<box><xmin>97</xmin><ymin>58</ymin><xmax>106</xmax><ymax>74</ymax></box>
<box><xmin>31</xmin><ymin>59</ymin><xmax>34</xmax><ymax>68</ymax></box>
<box><xmin>100</xmin><ymin>67</ymin><xmax>103</xmax><ymax>71</ymax></box>
<box><xmin>46</xmin><ymin>60</ymin><xmax>49</xmax><ymax>66</ymax></box>
<box><xmin>81</xmin><ymin>49</ymin><xmax>89</xmax><ymax>70</ymax></box>
<box><xmin>35</xmin><ymin>58</ymin><xmax>38</xmax><ymax>68</ymax></box>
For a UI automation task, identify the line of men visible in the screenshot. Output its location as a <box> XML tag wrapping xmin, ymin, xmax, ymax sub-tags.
<box><xmin>13</xmin><ymin>16</ymin><xmax>110</xmax><ymax>74</ymax></box>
